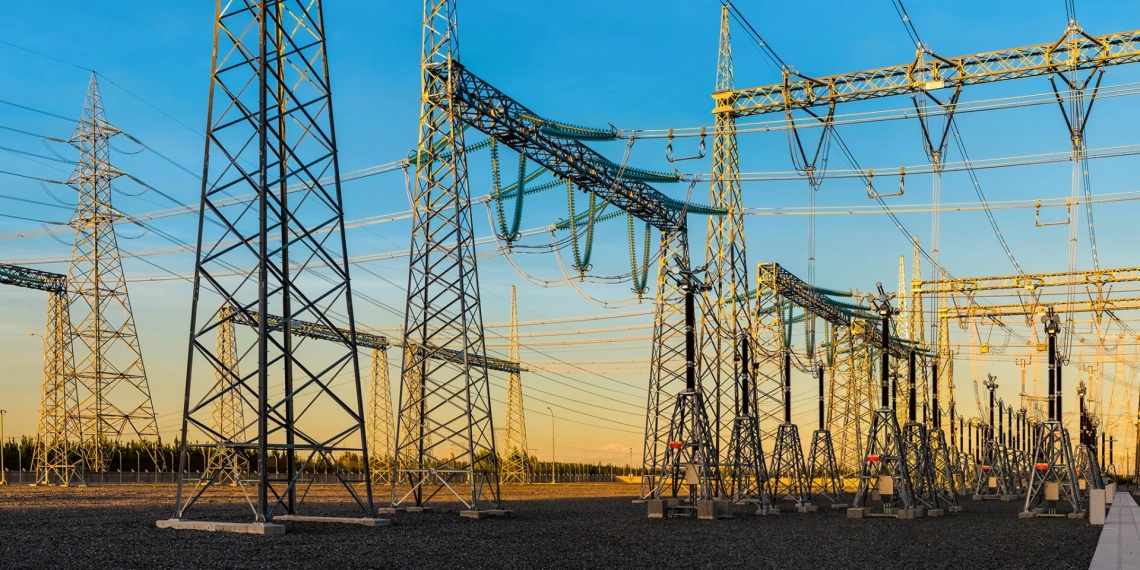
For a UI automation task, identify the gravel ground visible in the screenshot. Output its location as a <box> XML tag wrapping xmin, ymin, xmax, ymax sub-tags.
<box><xmin>0</xmin><ymin>483</ymin><xmax>1103</xmax><ymax>569</ymax></box>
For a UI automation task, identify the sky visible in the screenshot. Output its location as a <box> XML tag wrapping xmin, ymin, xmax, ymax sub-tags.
<box><xmin>1</xmin><ymin>1</ymin><xmax>1140</xmax><ymax>466</ymax></box>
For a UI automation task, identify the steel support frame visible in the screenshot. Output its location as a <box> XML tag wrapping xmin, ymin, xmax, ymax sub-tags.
<box><xmin>66</xmin><ymin>75</ymin><xmax>160</xmax><ymax>473</ymax></box>
<box><xmin>170</xmin><ymin>0</ymin><xmax>374</xmax><ymax>524</ymax></box>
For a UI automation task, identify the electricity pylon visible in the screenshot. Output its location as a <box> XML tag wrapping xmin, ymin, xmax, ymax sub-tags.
<box><xmin>393</xmin><ymin>0</ymin><xmax>504</xmax><ymax>516</ymax></box>
<box><xmin>66</xmin><ymin>74</ymin><xmax>160</xmax><ymax>473</ymax></box>
<box><xmin>367</xmin><ymin>347</ymin><xmax>395</xmax><ymax>485</ymax></box>
<box><xmin>164</xmin><ymin>0</ymin><xmax>378</xmax><ymax>531</ymax></box>
<box><xmin>207</xmin><ymin>306</ymin><xmax>245</xmax><ymax>485</ymax></box>
<box><xmin>703</xmin><ymin>3</ymin><xmax>752</xmax><ymax>464</ymax></box>
<box><xmin>502</xmin><ymin>286</ymin><xmax>531</xmax><ymax>484</ymax></box>
<box><xmin>33</xmin><ymin>275</ymin><xmax>83</xmax><ymax>486</ymax></box>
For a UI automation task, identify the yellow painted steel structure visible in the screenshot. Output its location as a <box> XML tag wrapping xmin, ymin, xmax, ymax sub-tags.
<box><xmin>702</xmin><ymin>5</ymin><xmax>754</xmax><ymax>459</ymax></box>
<box><xmin>32</xmin><ymin>291</ymin><xmax>82</xmax><ymax>486</ymax></box>
<box><xmin>941</xmin><ymin>297</ymin><xmax>1140</xmax><ymax>319</ymax></box>
<box><xmin>715</xmin><ymin>25</ymin><xmax>1140</xmax><ymax>118</ymax></box>
<box><xmin>916</xmin><ymin>266</ymin><xmax>1140</xmax><ymax>295</ymax></box>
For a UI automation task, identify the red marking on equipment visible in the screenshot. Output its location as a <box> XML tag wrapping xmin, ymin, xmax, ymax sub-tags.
<box><xmin>866</xmin><ymin>455</ymin><xmax>880</xmax><ymax>463</ymax></box>
<box><xmin>982</xmin><ymin>465</ymin><xmax>991</xmax><ymax>472</ymax></box>
<box><xmin>1035</xmin><ymin>463</ymin><xmax>1049</xmax><ymax>471</ymax></box>
<box><xmin>669</xmin><ymin>442</ymin><xmax>682</xmax><ymax>450</ymax></box>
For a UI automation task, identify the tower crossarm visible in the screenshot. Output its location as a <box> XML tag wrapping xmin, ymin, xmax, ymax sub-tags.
<box><xmin>445</xmin><ymin>62</ymin><xmax>725</xmax><ymax>233</ymax></box>
<box><xmin>940</xmin><ymin>296</ymin><xmax>1140</xmax><ymax>319</ymax></box>
<box><xmin>0</xmin><ymin>263</ymin><xmax>66</xmax><ymax>294</ymax></box>
<box><xmin>758</xmin><ymin>262</ymin><xmax>852</xmax><ymax>328</ymax></box>
<box><xmin>234</xmin><ymin>309</ymin><xmax>524</xmax><ymax>374</ymax></box>
<box><xmin>916</xmin><ymin>266</ymin><xmax>1140</xmax><ymax>295</ymax></box>
<box><xmin>718</xmin><ymin>27</ymin><xmax>1140</xmax><ymax>118</ymax></box>
<box><xmin>757</xmin><ymin>262</ymin><xmax>920</xmax><ymax>359</ymax></box>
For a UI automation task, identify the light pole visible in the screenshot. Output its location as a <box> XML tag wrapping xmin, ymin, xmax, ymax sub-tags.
<box><xmin>0</xmin><ymin>410</ymin><xmax>7</xmax><ymax>485</ymax></box>
<box><xmin>547</xmin><ymin>406</ymin><xmax>555</xmax><ymax>484</ymax></box>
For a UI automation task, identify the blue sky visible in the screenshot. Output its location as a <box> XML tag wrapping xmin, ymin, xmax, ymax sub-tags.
<box><xmin>1</xmin><ymin>1</ymin><xmax>1139</xmax><ymax>463</ymax></box>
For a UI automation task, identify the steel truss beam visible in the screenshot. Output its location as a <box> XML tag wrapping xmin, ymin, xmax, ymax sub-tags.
<box><xmin>941</xmin><ymin>296</ymin><xmax>1140</xmax><ymax>319</ymax></box>
<box><xmin>917</xmin><ymin>265</ymin><xmax>1140</xmax><ymax>294</ymax></box>
<box><xmin>170</xmin><ymin>0</ymin><xmax>375</xmax><ymax>525</ymax></box>
<box><xmin>718</xmin><ymin>25</ymin><xmax>1140</xmax><ymax>118</ymax></box>
<box><xmin>0</xmin><ymin>264</ymin><xmax>66</xmax><ymax>294</ymax></box>
<box><xmin>232</xmin><ymin>309</ymin><xmax>523</xmax><ymax>373</ymax></box>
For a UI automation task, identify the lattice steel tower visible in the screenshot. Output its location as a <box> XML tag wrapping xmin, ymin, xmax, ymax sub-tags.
<box><xmin>368</xmin><ymin>347</ymin><xmax>395</xmax><ymax>485</ymax></box>
<box><xmin>703</xmin><ymin>4</ymin><xmax>752</xmax><ymax>459</ymax></box>
<box><xmin>166</xmin><ymin>0</ymin><xmax>375</xmax><ymax>527</ymax></box>
<box><xmin>66</xmin><ymin>74</ymin><xmax>159</xmax><ymax>472</ymax></box>
<box><xmin>393</xmin><ymin>0</ymin><xmax>504</xmax><ymax>514</ymax></box>
<box><xmin>0</xmin><ymin>265</ymin><xmax>86</xmax><ymax>486</ymax></box>
<box><xmin>502</xmin><ymin>286</ymin><xmax>531</xmax><ymax>483</ymax></box>
<box><xmin>208</xmin><ymin>305</ymin><xmax>245</xmax><ymax>485</ymax></box>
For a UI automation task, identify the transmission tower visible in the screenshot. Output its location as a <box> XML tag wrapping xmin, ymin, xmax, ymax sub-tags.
<box><xmin>163</xmin><ymin>0</ymin><xmax>379</xmax><ymax>532</ymax></box>
<box><xmin>703</xmin><ymin>3</ymin><xmax>752</xmax><ymax>463</ymax></box>
<box><xmin>367</xmin><ymin>348</ymin><xmax>395</xmax><ymax>486</ymax></box>
<box><xmin>65</xmin><ymin>74</ymin><xmax>160</xmax><ymax>472</ymax></box>
<box><xmin>0</xmin><ymin>265</ymin><xmax>87</xmax><ymax>487</ymax></box>
<box><xmin>393</xmin><ymin>0</ymin><xmax>504</xmax><ymax>516</ymax></box>
<box><xmin>207</xmin><ymin>305</ymin><xmax>245</xmax><ymax>485</ymax></box>
<box><xmin>502</xmin><ymin>286</ymin><xmax>531</xmax><ymax>484</ymax></box>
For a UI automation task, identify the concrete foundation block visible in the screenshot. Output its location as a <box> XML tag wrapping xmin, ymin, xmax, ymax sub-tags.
<box><xmin>1018</xmin><ymin>511</ymin><xmax>1037</xmax><ymax>519</ymax></box>
<box><xmin>156</xmin><ymin>519</ymin><xmax>286</xmax><ymax>535</ymax></box>
<box><xmin>927</xmin><ymin>509</ymin><xmax>945</xmax><ymax>517</ymax></box>
<box><xmin>273</xmin><ymin>515</ymin><xmax>389</xmax><ymax>527</ymax></box>
<box><xmin>1089</xmin><ymin>489</ymin><xmax>1106</xmax><ymax>526</ymax></box>
<box><xmin>459</xmin><ymin>510</ymin><xmax>512</xmax><ymax>519</ymax></box>
<box><xmin>646</xmin><ymin>499</ymin><xmax>669</xmax><ymax>519</ymax></box>
<box><xmin>847</xmin><ymin>507</ymin><xmax>870</xmax><ymax>519</ymax></box>
<box><xmin>697</xmin><ymin>499</ymin><xmax>733</xmax><ymax>520</ymax></box>
<box><xmin>948</xmin><ymin>506</ymin><xmax>965</xmax><ymax>513</ymax></box>
<box><xmin>1067</xmin><ymin>511</ymin><xmax>1086</xmax><ymax>519</ymax></box>
<box><xmin>405</xmin><ymin>507</ymin><xmax>434</xmax><ymax>513</ymax></box>
<box><xmin>972</xmin><ymin>494</ymin><xmax>983</xmax><ymax>501</ymax></box>
<box><xmin>375</xmin><ymin>507</ymin><xmax>406</xmax><ymax>514</ymax></box>
<box><xmin>1000</xmin><ymin>495</ymin><xmax>1014</xmax><ymax>502</ymax></box>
